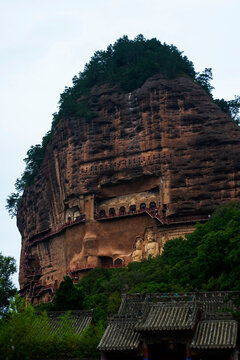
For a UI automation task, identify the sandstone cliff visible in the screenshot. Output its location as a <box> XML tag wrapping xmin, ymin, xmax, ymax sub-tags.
<box><xmin>18</xmin><ymin>74</ymin><xmax>240</xmax><ymax>302</ymax></box>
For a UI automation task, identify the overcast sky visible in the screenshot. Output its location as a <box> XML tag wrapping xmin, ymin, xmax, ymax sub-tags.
<box><xmin>1</xmin><ymin>0</ymin><xmax>239</xmax><ymax>288</ymax></box>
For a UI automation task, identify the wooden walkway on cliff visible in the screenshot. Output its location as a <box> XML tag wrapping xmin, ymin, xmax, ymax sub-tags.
<box><xmin>95</xmin><ymin>207</ymin><xmax>209</xmax><ymax>225</ymax></box>
<box><xmin>27</xmin><ymin>209</ymin><xmax>209</xmax><ymax>247</ymax></box>
<box><xmin>28</xmin><ymin>215</ymin><xmax>86</xmax><ymax>246</ymax></box>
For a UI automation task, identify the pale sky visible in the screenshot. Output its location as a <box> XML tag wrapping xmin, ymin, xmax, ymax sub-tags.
<box><xmin>0</xmin><ymin>0</ymin><xmax>239</xmax><ymax>288</ymax></box>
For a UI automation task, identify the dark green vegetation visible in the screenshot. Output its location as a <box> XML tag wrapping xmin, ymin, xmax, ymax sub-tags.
<box><xmin>0</xmin><ymin>252</ymin><xmax>17</xmax><ymax>315</ymax></box>
<box><xmin>51</xmin><ymin>275</ymin><xmax>84</xmax><ymax>311</ymax></box>
<box><xmin>6</xmin><ymin>35</ymin><xmax>240</xmax><ymax>217</ymax></box>
<box><xmin>0</xmin><ymin>296</ymin><xmax>104</xmax><ymax>360</ymax></box>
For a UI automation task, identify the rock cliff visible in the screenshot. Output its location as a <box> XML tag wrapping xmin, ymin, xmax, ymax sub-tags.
<box><xmin>18</xmin><ymin>74</ymin><xmax>240</xmax><ymax>303</ymax></box>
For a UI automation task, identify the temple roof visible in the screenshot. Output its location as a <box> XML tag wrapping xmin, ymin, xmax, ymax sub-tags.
<box><xmin>99</xmin><ymin>292</ymin><xmax>238</xmax><ymax>352</ymax></box>
<box><xmin>34</xmin><ymin>310</ymin><xmax>93</xmax><ymax>337</ymax></box>
<box><xmin>191</xmin><ymin>319</ymin><xmax>238</xmax><ymax>349</ymax></box>
<box><xmin>98</xmin><ymin>316</ymin><xmax>140</xmax><ymax>351</ymax></box>
<box><xmin>136</xmin><ymin>303</ymin><xmax>199</xmax><ymax>331</ymax></box>
<box><xmin>119</xmin><ymin>292</ymin><xmax>237</xmax><ymax>316</ymax></box>
<box><xmin>47</xmin><ymin>310</ymin><xmax>93</xmax><ymax>335</ymax></box>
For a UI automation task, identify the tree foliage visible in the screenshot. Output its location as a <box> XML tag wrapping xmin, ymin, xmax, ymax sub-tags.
<box><xmin>52</xmin><ymin>276</ymin><xmax>84</xmax><ymax>311</ymax></box>
<box><xmin>0</xmin><ymin>253</ymin><xmax>17</xmax><ymax>314</ymax></box>
<box><xmin>195</xmin><ymin>67</ymin><xmax>215</xmax><ymax>97</ymax></box>
<box><xmin>214</xmin><ymin>95</ymin><xmax>240</xmax><ymax>125</ymax></box>
<box><xmin>0</xmin><ymin>296</ymin><xmax>104</xmax><ymax>359</ymax></box>
<box><xmin>6</xmin><ymin>192</ymin><xmax>21</xmax><ymax>218</ymax></box>
<box><xmin>195</xmin><ymin>69</ymin><xmax>240</xmax><ymax>123</ymax></box>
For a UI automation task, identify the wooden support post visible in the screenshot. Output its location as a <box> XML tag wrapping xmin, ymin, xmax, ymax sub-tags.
<box><xmin>143</xmin><ymin>339</ymin><xmax>149</xmax><ymax>360</ymax></box>
<box><xmin>186</xmin><ymin>343</ymin><xmax>192</xmax><ymax>360</ymax></box>
<box><xmin>229</xmin><ymin>349</ymin><xmax>239</xmax><ymax>360</ymax></box>
<box><xmin>100</xmin><ymin>352</ymin><xmax>108</xmax><ymax>360</ymax></box>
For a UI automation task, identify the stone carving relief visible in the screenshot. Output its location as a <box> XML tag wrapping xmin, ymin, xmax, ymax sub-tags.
<box><xmin>78</xmin><ymin>151</ymin><xmax>166</xmax><ymax>179</ymax></box>
<box><xmin>131</xmin><ymin>236</ymin><xmax>143</xmax><ymax>262</ymax></box>
<box><xmin>131</xmin><ymin>227</ymin><xmax>161</xmax><ymax>263</ymax></box>
<box><xmin>143</xmin><ymin>227</ymin><xmax>159</xmax><ymax>259</ymax></box>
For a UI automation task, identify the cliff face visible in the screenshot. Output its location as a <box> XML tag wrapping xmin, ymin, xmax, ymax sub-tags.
<box><xmin>18</xmin><ymin>74</ymin><xmax>240</xmax><ymax>302</ymax></box>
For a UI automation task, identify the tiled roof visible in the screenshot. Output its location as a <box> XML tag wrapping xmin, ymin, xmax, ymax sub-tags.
<box><xmin>98</xmin><ymin>292</ymin><xmax>239</xmax><ymax>353</ymax></box>
<box><xmin>97</xmin><ymin>316</ymin><xmax>140</xmax><ymax>351</ymax></box>
<box><xmin>191</xmin><ymin>320</ymin><xmax>238</xmax><ymax>349</ymax></box>
<box><xmin>119</xmin><ymin>293</ymin><xmax>148</xmax><ymax>316</ymax></box>
<box><xmin>201</xmin><ymin>300</ymin><xmax>236</xmax><ymax>313</ymax></box>
<box><xmin>136</xmin><ymin>303</ymin><xmax>199</xmax><ymax>331</ymax></box>
<box><xmin>47</xmin><ymin>310</ymin><xmax>93</xmax><ymax>335</ymax></box>
<box><xmin>118</xmin><ymin>291</ymin><xmax>237</xmax><ymax>316</ymax></box>
<box><xmin>33</xmin><ymin>310</ymin><xmax>93</xmax><ymax>338</ymax></box>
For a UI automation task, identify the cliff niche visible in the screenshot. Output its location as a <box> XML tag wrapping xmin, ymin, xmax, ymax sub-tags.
<box><xmin>15</xmin><ymin>36</ymin><xmax>240</xmax><ymax>303</ymax></box>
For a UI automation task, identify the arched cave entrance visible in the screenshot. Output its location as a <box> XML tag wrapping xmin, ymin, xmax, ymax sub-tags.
<box><xmin>109</xmin><ymin>208</ymin><xmax>115</xmax><ymax>216</ymax></box>
<box><xmin>129</xmin><ymin>204</ymin><xmax>136</xmax><ymax>213</ymax></box>
<box><xmin>140</xmin><ymin>203</ymin><xmax>146</xmax><ymax>210</ymax></box>
<box><xmin>114</xmin><ymin>258</ymin><xmax>123</xmax><ymax>267</ymax></box>
<box><xmin>119</xmin><ymin>206</ymin><xmax>126</xmax><ymax>215</ymax></box>
<box><xmin>149</xmin><ymin>201</ymin><xmax>156</xmax><ymax>209</ymax></box>
<box><xmin>65</xmin><ymin>205</ymin><xmax>81</xmax><ymax>222</ymax></box>
<box><xmin>73</xmin><ymin>208</ymin><xmax>80</xmax><ymax>221</ymax></box>
<box><xmin>99</xmin><ymin>256</ymin><xmax>113</xmax><ymax>268</ymax></box>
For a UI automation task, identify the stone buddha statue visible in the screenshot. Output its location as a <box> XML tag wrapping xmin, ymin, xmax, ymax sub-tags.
<box><xmin>144</xmin><ymin>229</ymin><xmax>159</xmax><ymax>258</ymax></box>
<box><xmin>131</xmin><ymin>236</ymin><xmax>143</xmax><ymax>262</ymax></box>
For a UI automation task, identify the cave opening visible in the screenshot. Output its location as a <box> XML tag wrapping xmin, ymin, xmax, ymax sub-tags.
<box><xmin>140</xmin><ymin>202</ymin><xmax>146</xmax><ymax>210</ymax></box>
<box><xmin>109</xmin><ymin>208</ymin><xmax>116</xmax><ymax>216</ymax></box>
<box><xmin>114</xmin><ymin>258</ymin><xmax>123</xmax><ymax>267</ymax></box>
<box><xmin>119</xmin><ymin>206</ymin><xmax>126</xmax><ymax>215</ymax></box>
<box><xmin>150</xmin><ymin>201</ymin><xmax>156</xmax><ymax>209</ymax></box>
<box><xmin>129</xmin><ymin>204</ymin><xmax>136</xmax><ymax>213</ymax></box>
<box><xmin>99</xmin><ymin>256</ymin><xmax>113</xmax><ymax>268</ymax></box>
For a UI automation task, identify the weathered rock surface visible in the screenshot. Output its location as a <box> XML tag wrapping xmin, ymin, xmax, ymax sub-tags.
<box><xmin>18</xmin><ymin>74</ymin><xmax>240</xmax><ymax>302</ymax></box>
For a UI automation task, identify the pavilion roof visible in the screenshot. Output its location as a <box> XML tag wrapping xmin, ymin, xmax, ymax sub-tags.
<box><xmin>191</xmin><ymin>319</ymin><xmax>238</xmax><ymax>349</ymax></box>
<box><xmin>32</xmin><ymin>310</ymin><xmax>93</xmax><ymax>338</ymax></box>
<box><xmin>99</xmin><ymin>291</ymin><xmax>238</xmax><ymax>352</ymax></box>
<box><xmin>98</xmin><ymin>316</ymin><xmax>140</xmax><ymax>351</ymax></box>
<box><xmin>46</xmin><ymin>310</ymin><xmax>93</xmax><ymax>336</ymax></box>
<box><xmin>136</xmin><ymin>302</ymin><xmax>199</xmax><ymax>331</ymax></box>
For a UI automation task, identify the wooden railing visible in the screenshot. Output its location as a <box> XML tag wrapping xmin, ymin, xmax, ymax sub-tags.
<box><xmin>95</xmin><ymin>207</ymin><xmax>209</xmax><ymax>225</ymax></box>
<box><xmin>95</xmin><ymin>207</ymin><xmax>154</xmax><ymax>220</ymax></box>
<box><xmin>28</xmin><ymin>216</ymin><xmax>86</xmax><ymax>247</ymax></box>
<box><xmin>68</xmin><ymin>263</ymin><xmax>125</xmax><ymax>276</ymax></box>
<box><xmin>27</xmin><ymin>209</ymin><xmax>209</xmax><ymax>248</ymax></box>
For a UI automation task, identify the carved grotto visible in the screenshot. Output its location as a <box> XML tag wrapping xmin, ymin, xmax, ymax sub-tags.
<box><xmin>17</xmin><ymin>74</ymin><xmax>240</xmax><ymax>303</ymax></box>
